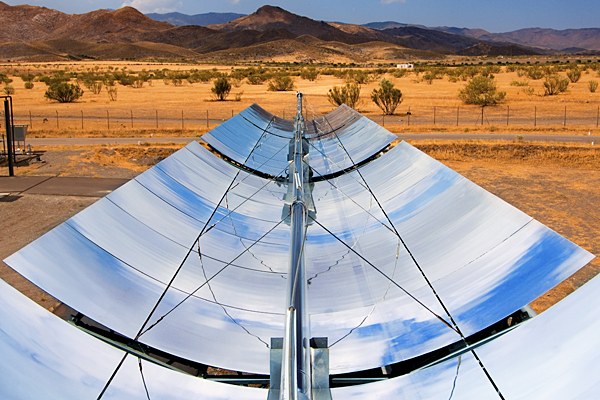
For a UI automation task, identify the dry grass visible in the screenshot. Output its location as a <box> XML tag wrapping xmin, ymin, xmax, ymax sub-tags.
<box><xmin>2</xmin><ymin>62</ymin><xmax>600</xmax><ymax>137</ymax></box>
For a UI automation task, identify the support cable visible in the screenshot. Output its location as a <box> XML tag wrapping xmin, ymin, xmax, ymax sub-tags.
<box><xmin>138</xmin><ymin>215</ymin><xmax>289</xmax><ymax>338</ymax></box>
<box><xmin>99</xmin><ymin>117</ymin><xmax>279</xmax><ymax>396</ymax></box>
<box><xmin>134</xmin><ymin>117</ymin><xmax>276</xmax><ymax>341</ymax></box>
<box><xmin>309</xmin><ymin>215</ymin><xmax>456</xmax><ymax>333</ymax></box>
<box><xmin>322</xmin><ymin>116</ymin><xmax>505</xmax><ymax>399</ymax></box>
<box><xmin>139</xmin><ymin>358</ymin><xmax>152</xmax><ymax>400</ymax></box>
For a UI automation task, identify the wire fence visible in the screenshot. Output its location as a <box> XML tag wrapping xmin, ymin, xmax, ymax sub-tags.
<box><xmin>3</xmin><ymin>104</ymin><xmax>600</xmax><ymax>133</ymax></box>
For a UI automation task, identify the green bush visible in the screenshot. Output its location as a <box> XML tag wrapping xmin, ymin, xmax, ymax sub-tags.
<box><xmin>566</xmin><ymin>67</ymin><xmax>581</xmax><ymax>83</ymax></box>
<box><xmin>459</xmin><ymin>75</ymin><xmax>506</xmax><ymax>106</ymax></box>
<box><xmin>543</xmin><ymin>75</ymin><xmax>569</xmax><ymax>96</ymax></box>
<box><xmin>44</xmin><ymin>82</ymin><xmax>83</xmax><ymax>103</ymax></box>
<box><xmin>300</xmin><ymin>67</ymin><xmax>319</xmax><ymax>81</ymax></box>
<box><xmin>327</xmin><ymin>82</ymin><xmax>361</xmax><ymax>109</ymax></box>
<box><xmin>24</xmin><ymin>81</ymin><xmax>34</xmax><ymax>89</ymax></box>
<box><xmin>371</xmin><ymin>79</ymin><xmax>402</xmax><ymax>115</ymax></box>
<box><xmin>588</xmin><ymin>80</ymin><xmax>599</xmax><ymax>93</ymax></box>
<box><xmin>211</xmin><ymin>76</ymin><xmax>232</xmax><ymax>101</ymax></box>
<box><xmin>268</xmin><ymin>75</ymin><xmax>294</xmax><ymax>91</ymax></box>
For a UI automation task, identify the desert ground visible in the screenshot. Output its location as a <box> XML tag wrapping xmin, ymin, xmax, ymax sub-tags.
<box><xmin>1</xmin><ymin>61</ymin><xmax>599</xmax><ymax>318</ymax></box>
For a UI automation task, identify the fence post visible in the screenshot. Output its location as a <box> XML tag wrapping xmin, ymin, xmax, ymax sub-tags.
<box><xmin>382</xmin><ymin>114</ymin><xmax>385</xmax><ymax>127</ymax></box>
<box><xmin>206</xmin><ymin>110</ymin><xmax>209</xmax><ymax>128</ymax></box>
<box><xmin>534</xmin><ymin>106</ymin><xmax>537</xmax><ymax>127</ymax></box>
<box><xmin>107</xmin><ymin>110</ymin><xmax>110</xmax><ymax>131</ymax></box>
<box><xmin>56</xmin><ymin>110</ymin><xmax>59</xmax><ymax>129</ymax></box>
<box><xmin>456</xmin><ymin>106</ymin><xmax>459</xmax><ymax>126</ymax></box>
<box><xmin>563</xmin><ymin>106</ymin><xmax>567</xmax><ymax>127</ymax></box>
<box><xmin>130</xmin><ymin>110</ymin><xmax>133</xmax><ymax>129</ymax></box>
<box><xmin>81</xmin><ymin>110</ymin><xmax>84</xmax><ymax>130</ymax></box>
<box><xmin>155</xmin><ymin>110</ymin><xmax>158</xmax><ymax>129</ymax></box>
<box><xmin>433</xmin><ymin>106</ymin><xmax>436</xmax><ymax>125</ymax></box>
<box><xmin>481</xmin><ymin>106</ymin><xmax>484</xmax><ymax>126</ymax></box>
<box><xmin>29</xmin><ymin>110</ymin><xmax>32</xmax><ymax>129</ymax></box>
<box><xmin>506</xmin><ymin>106</ymin><xmax>510</xmax><ymax>126</ymax></box>
<box><xmin>407</xmin><ymin>106</ymin><xmax>411</xmax><ymax>126</ymax></box>
<box><xmin>597</xmin><ymin>106</ymin><xmax>599</xmax><ymax>128</ymax></box>
<box><xmin>181</xmin><ymin>110</ymin><xmax>184</xmax><ymax>131</ymax></box>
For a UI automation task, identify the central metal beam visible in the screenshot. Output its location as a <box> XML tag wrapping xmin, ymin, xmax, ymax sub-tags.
<box><xmin>281</xmin><ymin>92</ymin><xmax>311</xmax><ymax>400</ymax></box>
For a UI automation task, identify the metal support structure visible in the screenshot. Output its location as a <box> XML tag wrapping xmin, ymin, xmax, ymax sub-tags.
<box><xmin>3</xmin><ymin>96</ymin><xmax>14</xmax><ymax>176</ymax></box>
<box><xmin>281</xmin><ymin>92</ymin><xmax>311</xmax><ymax>400</ymax></box>
<box><xmin>268</xmin><ymin>93</ymin><xmax>331</xmax><ymax>400</ymax></box>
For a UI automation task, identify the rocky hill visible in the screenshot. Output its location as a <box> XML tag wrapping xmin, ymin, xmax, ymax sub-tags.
<box><xmin>0</xmin><ymin>2</ymin><xmax>543</xmax><ymax>62</ymax></box>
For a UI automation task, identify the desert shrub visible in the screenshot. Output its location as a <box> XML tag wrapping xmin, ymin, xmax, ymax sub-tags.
<box><xmin>0</xmin><ymin>73</ymin><xmax>13</xmax><ymax>85</ymax></box>
<box><xmin>105</xmin><ymin>84</ymin><xmax>118</xmax><ymax>101</ymax></box>
<box><xmin>268</xmin><ymin>75</ymin><xmax>294</xmax><ymax>91</ymax></box>
<box><xmin>510</xmin><ymin>80</ymin><xmax>529</xmax><ymax>87</ymax></box>
<box><xmin>526</xmin><ymin>66</ymin><xmax>545</xmax><ymax>80</ymax></box>
<box><xmin>24</xmin><ymin>81</ymin><xmax>34</xmax><ymax>89</ymax></box>
<box><xmin>300</xmin><ymin>67</ymin><xmax>318</xmax><ymax>81</ymax></box>
<box><xmin>211</xmin><ymin>76</ymin><xmax>231</xmax><ymax>101</ymax></box>
<box><xmin>543</xmin><ymin>74</ymin><xmax>569</xmax><ymax>96</ymax></box>
<box><xmin>2</xmin><ymin>84</ymin><xmax>15</xmax><ymax>95</ymax></box>
<box><xmin>588</xmin><ymin>80</ymin><xmax>598</xmax><ymax>93</ymax></box>
<box><xmin>566</xmin><ymin>67</ymin><xmax>581</xmax><ymax>83</ymax></box>
<box><xmin>344</xmin><ymin>70</ymin><xmax>370</xmax><ymax>84</ymax></box>
<box><xmin>422</xmin><ymin>71</ymin><xmax>440</xmax><ymax>84</ymax></box>
<box><xmin>371</xmin><ymin>79</ymin><xmax>402</xmax><ymax>115</ymax></box>
<box><xmin>459</xmin><ymin>75</ymin><xmax>506</xmax><ymax>106</ymax></box>
<box><xmin>327</xmin><ymin>82</ymin><xmax>361</xmax><ymax>109</ymax></box>
<box><xmin>44</xmin><ymin>82</ymin><xmax>83</xmax><ymax>103</ymax></box>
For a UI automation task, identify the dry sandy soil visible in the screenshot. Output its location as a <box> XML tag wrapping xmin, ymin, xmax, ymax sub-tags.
<box><xmin>1</xmin><ymin>139</ymin><xmax>598</xmax><ymax>315</ymax></box>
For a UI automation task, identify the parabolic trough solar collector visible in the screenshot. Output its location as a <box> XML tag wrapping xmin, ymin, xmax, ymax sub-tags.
<box><xmin>2</xmin><ymin>102</ymin><xmax>596</xmax><ymax>399</ymax></box>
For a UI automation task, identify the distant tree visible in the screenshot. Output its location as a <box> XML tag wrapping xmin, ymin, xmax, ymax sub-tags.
<box><xmin>588</xmin><ymin>80</ymin><xmax>598</xmax><ymax>93</ymax></box>
<box><xmin>211</xmin><ymin>76</ymin><xmax>231</xmax><ymax>101</ymax></box>
<box><xmin>268</xmin><ymin>75</ymin><xmax>294</xmax><ymax>91</ymax></box>
<box><xmin>24</xmin><ymin>81</ymin><xmax>34</xmax><ymax>89</ymax></box>
<box><xmin>44</xmin><ymin>82</ymin><xmax>83</xmax><ymax>103</ymax></box>
<box><xmin>371</xmin><ymin>79</ymin><xmax>402</xmax><ymax>115</ymax></box>
<box><xmin>459</xmin><ymin>75</ymin><xmax>506</xmax><ymax>106</ymax></box>
<box><xmin>566</xmin><ymin>67</ymin><xmax>582</xmax><ymax>83</ymax></box>
<box><xmin>543</xmin><ymin>74</ymin><xmax>569</xmax><ymax>96</ymax></box>
<box><xmin>327</xmin><ymin>83</ymin><xmax>361</xmax><ymax>109</ymax></box>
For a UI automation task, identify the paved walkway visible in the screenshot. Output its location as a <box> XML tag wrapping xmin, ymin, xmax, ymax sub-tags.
<box><xmin>0</xmin><ymin>176</ymin><xmax>129</xmax><ymax>198</ymax></box>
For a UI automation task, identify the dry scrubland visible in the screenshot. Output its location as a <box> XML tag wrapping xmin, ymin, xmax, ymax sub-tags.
<box><xmin>1</xmin><ymin>61</ymin><xmax>600</xmax><ymax>136</ymax></box>
<box><xmin>1</xmin><ymin>61</ymin><xmax>599</xmax><ymax>317</ymax></box>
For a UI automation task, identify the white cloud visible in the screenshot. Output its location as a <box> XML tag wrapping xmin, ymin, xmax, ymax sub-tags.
<box><xmin>121</xmin><ymin>0</ymin><xmax>183</xmax><ymax>13</ymax></box>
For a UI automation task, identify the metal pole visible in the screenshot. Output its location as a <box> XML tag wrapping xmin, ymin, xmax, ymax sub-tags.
<box><xmin>56</xmin><ymin>110</ymin><xmax>59</xmax><ymax>129</ymax></box>
<box><xmin>281</xmin><ymin>92</ymin><xmax>311</xmax><ymax>400</ymax></box>
<box><xmin>107</xmin><ymin>110</ymin><xmax>110</xmax><ymax>131</ymax></box>
<box><xmin>596</xmin><ymin>106</ymin><xmax>599</xmax><ymax>128</ymax></box>
<box><xmin>534</xmin><ymin>106</ymin><xmax>537</xmax><ymax>127</ymax></box>
<box><xmin>206</xmin><ymin>110</ymin><xmax>209</xmax><ymax>128</ymax></box>
<box><xmin>131</xmin><ymin>110</ymin><xmax>133</xmax><ymax>129</ymax></box>
<box><xmin>182</xmin><ymin>110</ymin><xmax>184</xmax><ymax>131</ymax></box>
<box><xmin>81</xmin><ymin>110</ymin><xmax>84</xmax><ymax>130</ymax></box>
<box><xmin>481</xmin><ymin>106</ymin><xmax>484</xmax><ymax>126</ymax></box>
<box><xmin>563</xmin><ymin>105</ymin><xmax>567</xmax><ymax>127</ymax></box>
<box><xmin>29</xmin><ymin>110</ymin><xmax>32</xmax><ymax>129</ymax></box>
<box><xmin>433</xmin><ymin>106</ymin><xmax>436</xmax><ymax>125</ymax></box>
<box><xmin>4</xmin><ymin>98</ymin><xmax>14</xmax><ymax>176</ymax></box>
<box><xmin>156</xmin><ymin>110</ymin><xmax>159</xmax><ymax>129</ymax></box>
<box><xmin>506</xmin><ymin>106</ymin><xmax>510</xmax><ymax>126</ymax></box>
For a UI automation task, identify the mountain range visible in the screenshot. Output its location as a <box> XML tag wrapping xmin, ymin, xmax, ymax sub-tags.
<box><xmin>0</xmin><ymin>2</ymin><xmax>598</xmax><ymax>63</ymax></box>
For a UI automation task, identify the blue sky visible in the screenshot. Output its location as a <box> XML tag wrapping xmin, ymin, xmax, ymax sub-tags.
<box><xmin>3</xmin><ymin>0</ymin><xmax>599</xmax><ymax>32</ymax></box>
